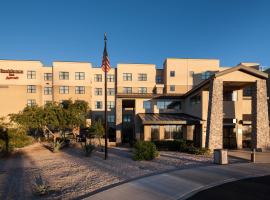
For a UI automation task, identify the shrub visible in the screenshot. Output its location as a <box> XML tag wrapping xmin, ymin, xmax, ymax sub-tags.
<box><xmin>153</xmin><ymin>140</ymin><xmax>188</xmax><ymax>151</ymax></box>
<box><xmin>153</xmin><ymin>140</ymin><xmax>209</xmax><ymax>155</ymax></box>
<box><xmin>133</xmin><ymin>141</ymin><xmax>159</xmax><ymax>161</ymax></box>
<box><xmin>33</xmin><ymin>175</ymin><xmax>49</xmax><ymax>196</ymax></box>
<box><xmin>0</xmin><ymin>129</ymin><xmax>34</xmax><ymax>155</ymax></box>
<box><xmin>52</xmin><ymin>140</ymin><xmax>63</xmax><ymax>153</ymax></box>
<box><xmin>82</xmin><ymin>143</ymin><xmax>95</xmax><ymax>157</ymax></box>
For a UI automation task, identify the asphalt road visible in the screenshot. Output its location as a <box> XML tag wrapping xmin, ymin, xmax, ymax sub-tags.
<box><xmin>188</xmin><ymin>175</ymin><xmax>270</xmax><ymax>200</ymax></box>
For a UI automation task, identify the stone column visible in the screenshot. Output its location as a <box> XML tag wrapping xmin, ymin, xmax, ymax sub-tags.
<box><xmin>116</xmin><ymin>98</ymin><xmax>122</xmax><ymax>144</ymax></box>
<box><xmin>206</xmin><ymin>79</ymin><xmax>223</xmax><ymax>150</ymax></box>
<box><xmin>251</xmin><ymin>80</ymin><xmax>270</xmax><ymax>151</ymax></box>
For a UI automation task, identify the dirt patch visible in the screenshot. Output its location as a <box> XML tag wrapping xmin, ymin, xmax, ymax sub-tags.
<box><xmin>0</xmin><ymin>143</ymin><xmax>213</xmax><ymax>199</ymax></box>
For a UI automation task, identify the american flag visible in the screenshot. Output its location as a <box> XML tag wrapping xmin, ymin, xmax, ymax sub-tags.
<box><xmin>101</xmin><ymin>34</ymin><xmax>111</xmax><ymax>72</ymax></box>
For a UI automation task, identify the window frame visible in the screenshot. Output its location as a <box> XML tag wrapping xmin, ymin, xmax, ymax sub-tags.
<box><xmin>44</xmin><ymin>87</ymin><xmax>52</xmax><ymax>95</ymax></box>
<box><xmin>59</xmin><ymin>86</ymin><xmax>69</xmax><ymax>94</ymax></box>
<box><xmin>44</xmin><ymin>73</ymin><xmax>52</xmax><ymax>81</ymax></box>
<box><xmin>138</xmin><ymin>87</ymin><xmax>147</xmax><ymax>94</ymax></box>
<box><xmin>27</xmin><ymin>99</ymin><xmax>36</xmax><ymax>107</ymax></box>
<box><xmin>170</xmin><ymin>71</ymin><xmax>175</xmax><ymax>77</ymax></box>
<box><xmin>123</xmin><ymin>87</ymin><xmax>132</xmax><ymax>94</ymax></box>
<box><xmin>27</xmin><ymin>85</ymin><xmax>36</xmax><ymax>93</ymax></box>
<box><xmin>138</xmin><ymin>73</ymin><xmax>147</xmax><ymax>81</ymax></box>
<box><xmin>27</xmin><ymin>71</ymin><xmax>36</xmax><ymax>79</ymax></box>
<box><xmin>95</xmin><ymin>101</ymin><xmax>103</xmax><ymax>109</ymax></box>
<box><xmin>123</xmin><ymin>73</ymin><xmax>132</xmax><ymax>81</ymax></box>
<box><xmin>59</xmin><ymin>72</ymin><xmax>69</xmax><ymax>80</ymax></box>
<box><xmin>95</xmin><ymin>88</ymin><xmax>103</xmax><ymax>95</ymax></box>
<box><xmin>107</xmin><ymin>88</ymin><xmax>115</xmax><ymax>96</ymax></box>
<box><xmin>94</xmin><ymin>74</ymin><xmax>102</xmax><ymax>82</ymax></box>
<box><xmin>75</xmin><ymin>86</ymin><xmax>85</xmax><ymax>94</ymax></box>
<box><xmin>75</xmin><ymin>72</ymin><xmax>85</xmax><ymax>80</ymax></box>
<box><xmin>107</xmin><ymin>74</ymin><xmax>115</xmax><ymax>82</ymax></box>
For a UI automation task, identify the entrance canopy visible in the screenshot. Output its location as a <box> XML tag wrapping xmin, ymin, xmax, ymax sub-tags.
<box><xmin>138</xmin><ymin>113</ymin><xmax>202</xmax><ymax>125</ymax></box>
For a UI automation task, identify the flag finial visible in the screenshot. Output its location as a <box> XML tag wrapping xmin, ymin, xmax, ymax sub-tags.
<box><xmin>104</xmin><ymin>33</ymin><xmax>107</xmax><ymax>41</ymax></box>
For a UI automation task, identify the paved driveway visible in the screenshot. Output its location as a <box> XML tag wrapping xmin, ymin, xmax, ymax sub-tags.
<box><xmin>86</xmin><ymin>163</ymin><xmax>270</xmax><ymax>200</ymax></box>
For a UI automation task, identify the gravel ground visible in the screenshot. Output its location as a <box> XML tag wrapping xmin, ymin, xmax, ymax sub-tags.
<box><xmin>0</xmin><ymin>143</ymin><xmax>213</xmax><ymax>200</ymax></box>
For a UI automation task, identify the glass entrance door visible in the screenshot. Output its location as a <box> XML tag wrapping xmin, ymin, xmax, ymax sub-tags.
<box><xmin>223</xmin><ymin>126</ymin><xmax>237</xmax><ymax>149</ymax></box>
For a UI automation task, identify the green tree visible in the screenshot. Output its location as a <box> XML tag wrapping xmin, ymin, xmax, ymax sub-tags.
<box><xmin>9</xmin><ymin>100</ymin><xmax>89</xmax><ymax>142</ymax></box>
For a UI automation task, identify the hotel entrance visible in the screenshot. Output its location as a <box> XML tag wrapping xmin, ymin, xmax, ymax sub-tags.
<box><xmin>223</xmin><ymin>125</ymin><xmax>237</xmax><ymax>149</ymax></box>
<box><xmin>122</xmin><ymin>99</ymin><xmax>135</xmax><ymax>144</ymax></box>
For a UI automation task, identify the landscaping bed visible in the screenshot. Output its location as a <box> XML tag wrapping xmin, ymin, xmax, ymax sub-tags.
<box><xmin>0</xmin><ymin>143</ymin><xmax>213</xmax><ymax>199</ymax></box>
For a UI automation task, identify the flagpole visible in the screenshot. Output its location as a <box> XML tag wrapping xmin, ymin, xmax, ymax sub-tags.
<box><xmin>104</xmin><ymin>34</ymin><xmax>108</xmax><ymax>160</ymax></box>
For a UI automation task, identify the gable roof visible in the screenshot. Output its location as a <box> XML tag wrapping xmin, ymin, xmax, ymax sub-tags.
<box><xmin>184</xmin><ymin>65</ymin><xmax>268</xmax><ymax>97</ymax></box>
<box><xmin>214</xmin><ymin>65</ymin><xmax>268</xmax><ymax>79</ymax></box>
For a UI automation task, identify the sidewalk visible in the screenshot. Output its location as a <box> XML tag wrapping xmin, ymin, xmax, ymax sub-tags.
<box><xmin>85</xmin><ymin>163</ymin><xmax>270</xmax><ymax>200</ymax></box>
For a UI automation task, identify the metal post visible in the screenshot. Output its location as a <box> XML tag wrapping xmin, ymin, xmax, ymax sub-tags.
<box><xmin>251</xmin><ymin>148</ymin><xmax>256</xmax><ymax>163</ymax></box>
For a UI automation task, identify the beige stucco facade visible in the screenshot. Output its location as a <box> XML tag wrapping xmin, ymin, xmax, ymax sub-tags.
<box><xmin>0</xmin><ymin>58</ymin><xmax>269</xmax><ymax>151</ymax></box>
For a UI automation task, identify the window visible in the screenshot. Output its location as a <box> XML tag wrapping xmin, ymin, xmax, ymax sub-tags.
<box><xmin>151</xmin><ymin>125</ymin><xmax>159</xmax><ymax>141</ymax></box>
<box><xmin>156</xmin><ymin>75</ymin><xmax>162</xmax><ymax>83</ymax></box>
<box><xmin>190</xmin><ymin>95</ymin><xmax>201</xmax><ymax>105</ymax></box>
<box><xmin>27</xmin><ymin>85</ymin><xmax>36</xmax><ymax>93</ymax></box>
<box><xmin>123</xmin><ymin>115</ymin><xmax>132</xmax><ymax>123</ymax></box>
<box><xmin>123</xmin><ymin>87</ymin><xmax>132</xmax><ymax>94</ymax></box>
<box><xmin>27</xmin><ymin>99</ymin><xmax>36</xmax><ymax>107</ymax></box>
<box><xmin>75</xmin><ymin>72</ymin><xmax>85</xmax><ymax>80</ymax></box>
<box><xmin>243</xmin><ymin>86</ymin><xmax>252</xmax><ymax>97</ymax></box>
<box><xmin>95</xmin><ymin>101</ymin><xmax>103</xmax><ymax>109</ymax></box>
<box><xmin>94</xmin><ymin>74</ymin><xmax>102</xmax><ymax>82</ymax></box>
<box><xmin>108</xmin><ymin>115</ymin><xmax>115</xmax><ymax>123</ymax></box>
<box><xmin>123</xmin><ymin>73</ymin><xmax>132</xmax><ymax>81</ymax></box>
<box><xmin>44</xmin><ymin>87</ymin><xmax>52</xmax><ymax>95</ymax></box>
<box><xmin>170</xmin><ymin>85</ymin><xmax>175</xmax><ymax>92</ymax></box>
<box><xmin>201</xmin><ymin>71</ymin><xmax>212</xmax><ymax>80</ymax></box>
<box><xmin>59</xmin><ymin>86</ymin><xmax>69</xmax><ymax>94</ymax></box>
<box><xmin>143</xmin><ymin>101</ymin><xmax>151</xmax><ymax>110</ymax></box>
<box><xmin>164</xmin><ymin>125</ymin><xmax>183</xmax><ymax>140</ymax></box>
<box><xmin>44</xmin><ymin>73</ymin><xmax>52</xmax><ymax>81</ymax></box>
<box><xmin>107</xmin><ymin>101</ymin><xmax>115</xmax><ymax>109</ymax></box>
<box><xmin>27</xmin><ymin>71</ymin><xmax>36</xmax><ymax>79</ymax></box>
<box><xmin>107</xmin><ymin>74</ymin><xmax>115</xmax><ymax>82</ymax></box>
<box><xmin>108</xmin><ymin>88</ymin><xmax>115</xmax><ymax>96</ymax></box>
<box><xmin>59</xmin><ymin>72</ymin><xmax>69</xmax><ymax>80</ymax></box>
<box><xmin>75</xmin><ymin>86</ymin><xmax>85</xmax><ymax>94</ymax></box>
<box><xmin>95</xmin><ymin>88</ymin><xmax>102</xmax><ymax>95</ymax></box>
<box><xmin>157</xmin><ymin>100</ymin><xmax>181</xmax><ymax>110</ymax></box>
<box><xmin>138</xmin><ymin>87</ymin><xmax>147</xmax><ymax>94</ymax></box>
<box><xmin>138</xmin><ymin>73</ymin><xmax>147</xmax><ymax>81</ymax></box>
<box><xmin>170</xmin><ymin>71</ymin><xmax>175</xmax><ymax>77</ymax></box>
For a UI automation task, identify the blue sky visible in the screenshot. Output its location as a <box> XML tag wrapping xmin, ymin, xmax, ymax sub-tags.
<box><xmin>0</xmin><ymin>0</ymin><xmax>269</xmax><ymax>68</ymax></box>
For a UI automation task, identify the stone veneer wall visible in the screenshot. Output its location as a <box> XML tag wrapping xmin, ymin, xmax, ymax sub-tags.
<box><xmin>206</xmin><ymin>79</ymin><xmax>223</xmax><ymax>150</ymax></box>
<box><xmin>251</xmin><ymin>79</ymin><xmax>270</xmax><ymax>150</ymax></box>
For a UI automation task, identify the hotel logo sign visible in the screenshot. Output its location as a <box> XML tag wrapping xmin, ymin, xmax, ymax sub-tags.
<box><xmin>0</xmin><ymin>69</ymin><xmax>24</xmax><ymax>79</ymax></box>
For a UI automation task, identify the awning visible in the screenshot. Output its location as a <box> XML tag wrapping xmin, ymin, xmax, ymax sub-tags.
<box><xmin>138</xmin><ymin>113</ymin><xmax>202</xmax><ymax>125</ymax></box>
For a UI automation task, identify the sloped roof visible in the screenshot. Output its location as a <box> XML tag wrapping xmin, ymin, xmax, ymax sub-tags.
<box><xmin>184</xmin><ymin>65</ymin><xmax>268</xmax><ymax>97</ymax></box>
<box><xmin>138</xmin><ymin>113</ymin><xmax>202</xmax><ymax>125</ymax></box>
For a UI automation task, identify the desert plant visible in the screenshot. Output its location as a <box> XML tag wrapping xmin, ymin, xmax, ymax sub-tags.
<box><xmin>52</xmin><ymin>140</ymin><xmax>63</xmax><ymax>153</ymax></box>
<box><xmin>82</xmin><ymin>143</ymin><xmax>95</xmax><ymax>157</ymax></box>
<box><xmin>33</xmin><ymin>175</ymin><xmax>49</xmax><ymax>196</ymax></box>
<box><xmin>88</xmin><ymin>120</ymin><xmax>104</xmax><ymax>147</ymax></box>
<box><xmin>133</xmin><ymin>141</ymin><xmax>159</xmax><ymax>161</ymax></box>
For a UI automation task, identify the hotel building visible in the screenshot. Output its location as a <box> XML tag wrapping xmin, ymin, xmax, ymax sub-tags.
<box><xmin>0</xmin><ymin>58</ymin><xmax>269</xmax><ymax>151</ymax></box>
